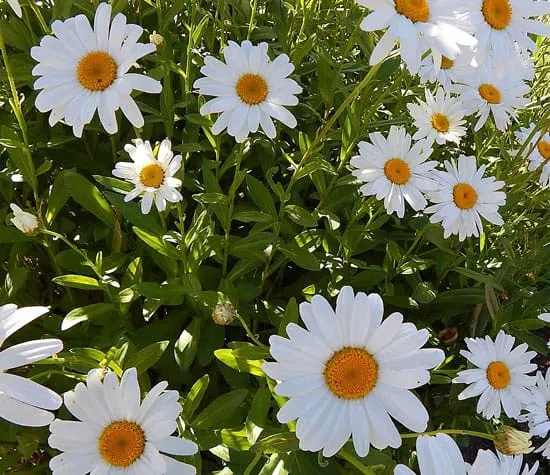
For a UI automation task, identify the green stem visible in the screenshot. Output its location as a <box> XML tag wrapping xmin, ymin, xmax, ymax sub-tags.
<box><xmin>400</xmin><ymin>429</ymin><xmax>495</xmax><ymax>441</ymax></box>
<box><xmin>338</xmin><ymin>448</ymin><xmax>375</xmax><ymax>475</ymax></box>
<box><xmin>235</xmin><ymin>312</ymin><xmax>267</xmax><ymax>348</ymax></box>
<box><xmin>243</xmin><ymin>450</ymin><xmax>263</xmax><ymax>475</ymax></box>
<box><xmin>247</xmin><ymin>0</ymin><xmax>259</xmax><ymax>40</ymax></box>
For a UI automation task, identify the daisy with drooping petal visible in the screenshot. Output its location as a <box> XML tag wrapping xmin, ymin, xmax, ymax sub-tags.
<box><xmin>515</xmin><ymin>124</ymin><xmax>550</xmax><ymax>187</ymax></box>
<box><xmin>425</xmin><ymin>155</ymin><xmax>505</xmax><ymax>241</ymax></box>
<box><xmin>518</xmin><ymin>370</ymin><xmax>550</xmax><ymax>459</ymax></box>
<box><xmin>5</xmin><ymin>0</ymin><xmax>22</xmax><ymax>17</ymax></box>
<box><xmin>9</xmin><ymin>203</ymin><xmax>40</xmax><ymax>235</ymax></box>
<box><xmin>262</xmin><ymin>286</ymin><xmax>445</xmax><ymax>458</ymax></box>
<box><xmin>418</xmin><ymin>46</ymin><xmax>477</xmax><ymax>90</ymax></box>
<box><xmin>452</xmin><ymin>330</ymin><xmax>536</xmax><ymax>420</ymax></box>
<box><xmin>31</xmin><ymin>3</ymin><xmax>161</xmax><ymax>137</ymax></box>
<box><xmin>455</xmin><ymin>63</ymin><xmax>529</xmax><ymax>131</ymax></box>
<box><xmin>350</xmin><ymin>126</ymin><xmax>437</xmax><ymax>218</ymax></box>
<box><xmin>194</xmin><ymin>40</ymin><xmax>302</xmax><ymax>143</ymax></box>
<box><xmin>0</xmin><ymin>304</ymin><xmax>62</xmax><ymax>427</ymax></box>
<box><xmin>457</xmin><ymin>0</ymin><xmax>550</xmax><ymax>61</ymax></box>
<box><xmin>112</xmin><ymin>138</ymin><xmax>183</xmax><ymax>215</ymax></box>
<box><xmin>467</xmin><ymin>449</ymin><xmax>539</xmax><ymax>475</ymax></box>
<box><xmin>357</xmin><ymin>0</ymin><xmax>476</xmax><ymax>74</ymax></box>
<box><xmin>49</xmin><ymin>367</ymin><xmax>198</xmax><ymax>475</ymax></box>
<box><xmin>394</xmin><ymin>434</ymin><xmax>467</xmax><ymax>475</ymax></box>
<box><xmin>407</xmin><ymin>88</ymin><xmax>467</xmax><ymax>146</ymax></box>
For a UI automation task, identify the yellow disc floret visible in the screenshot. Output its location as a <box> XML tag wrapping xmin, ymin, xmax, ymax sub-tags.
<box><xmin>453</xmin><ymin>183</ymin><xmax>478</xmax><ymax>210</ymax></box>
<box><xmin>139</xmin><ymin>163</ymin><xmax>165</xmax><ymax>188</ymax></box>
<box><xmin>395</xmin><ymin>0</ymin><xmax>430</xmax><ymax>23</ymax></box>
<box><xmin>99</xmin><ymin>421</ymin><xmax>145</xmax><ymax>467</ymax></box>
<box><xmin>236</xmin><ymin>74</ymin><xmax>269</xmax><ymax>105</ymax></box>
<box><xmin>482</xmin><ymin>0</ymin><xmax>513</xmax><ymax>30</ymax></box>
<box><xmin>431</xmin><ymin>113</ymin><xmax>450</xmax><ymax>133</ymax></box>
<box><xmin>478</xmin><ymin>84</ymin><xmax>501</xmax><ymax>105</ymax></box>
<box><xmin>486</xmin><ymin>361</ymin><xmax>511</xmax><ymax>390</ymax></box>
<box><xmin>440</xmin><ymin>56</ymin><xmax>455</xmax><ymax>70</ymax></box>
<box><xmin>384</xmin><ymin>158</ymin><xmax>411</xmax><ymax>185</ymax></box>
<box><xmin>77</xmin><ymin>51</ymin><xmax>117</xmax><ymax>91</ymax></box>
<box><xmin>537</xmin><ymin>140</ymin><xmax>550</xmax><ymax>161</ymax></box>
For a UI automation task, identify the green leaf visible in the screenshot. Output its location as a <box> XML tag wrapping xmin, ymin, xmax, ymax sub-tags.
<box><xmin>284</xmin><ymin>205</ymin><xmax>318</xmax><ymax>227</ymax></box>
<box><xmin>52</xmin><ymin>275</ymin><xmax>102</xmax><ymax>291</ymax></box>
<box><xmin>193</xmin><ymin>389</ymin><xmax>248</xmax><ymax>430</ymax></box>
<box><xmin>174</xmin><ymin>318</ymin><xmax>201</xmax><ymax>371</ymax></box>
<box><xmin>104</xmin><ymin>192</ymin><xmax>163</xmax><ymax>235</ymax></box>
<box><xmin>214</xmin><ymin>349</ymin><xmax>265</xmax><ymax>376</ymax></box>
<box><xmin>279</xmin><ymin>297</ymin><xmax>299</xmax><ymax>336</ymax></box>
<box><xmin>279</xmin><ymin>242</ymin><xmax>320</xmax><ymax>271</ymax></box>
<box><xmin>182</xmin><ymin>374</ymin><xmax>210</xmax><ymax>420</ymax></box>
<box><xmin>246</xmin><ymin>175</ymin><xmax>277</xmax><ymax>216</ymax></box>
<box><xmin>46</xmin><ymin>172</ymin><xmax>70</xmax><ymax>225</ymax></box>
<box><xmin>229</xmin><ymin>342</ymin><xmax>271</xmax><ymax>360</ymax></box>
<box><xmin>61</xmin><ymin>303</ymin><xmax>117</xmax><ymax>330</ymax></box>
<box><xmin>0</xmin><ymin>225</ymin><xmax>32</xmax><ymax>243</ymax></box>
<box><xmin>451</xmin><ymin>267</ymin><xmax>504</xmax><ymax>292</ymax></box>
<box><xmin>132</xmin><ymin>227</ymin><xmax>181</xmax><ymax>259</ymax></box>
<box><xmin>126</xmin><ymin>341</ymin><xmax>170</xmax><ymax>374</ymax></box>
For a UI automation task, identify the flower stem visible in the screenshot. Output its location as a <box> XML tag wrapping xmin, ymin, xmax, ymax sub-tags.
<box><xmin>337</xmin><ymin>448</ymin><xmax>376</xmax><ymax>475</ymax></box>
<box><xmin>235</xmin><ymin>312</ymin><xmax>267</xmax><ymax>348</ymax></box>
<box><xmin>401</xmin><ymin>429</ymin><xmax>495</xmax><ymax>441</ymax></box>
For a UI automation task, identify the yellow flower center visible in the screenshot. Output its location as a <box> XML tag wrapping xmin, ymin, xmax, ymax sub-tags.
<box><xmin>139</xmin><ymin>163</ymin><xmax>164</xmax><ymax>188</ymax></box>
<box><xmin>324</xmin><ymin>347</ymin><xmax>378</xmax><ymax>400</ymax></box>
<box><xmin>99</xmin><ymin>421</ymin><xmax>145</xmax><ymax>467</ymax></box>
<box><xmin>546</xmin><ymin>401</ymin><xmax>550</xmax><ymax>418</ymax></box>
<box><xmin>77</xmin><ymin>51</ymin><xmax>117</xmax><ymax>92</ymax></box>
<box><xmin>236</xmin><ymin>73</ymin><xmax>269</xmax><ymax>105</ymax></box>
<box><xmin>537</xmin><ymin>140</ymin><xmax>550</xmax><ymax>161</ymax></box>
<box><xmin>486</xmin><ymin>361</ymin><xmax>511</xmax><ymax>390</ymax></box>
<box><xmin>453</xmin><ymin>183</ymin><xmax>478</xmax><ymax>210</ymax></box>
<box><xmin>440</xmin><ymin>56</ymin><xmax>454</xmax><ymax>70</ymax></box>
<box><xmin>478</xmin><ymin>84</ymin><xmax>501</xmax><ymax>105</ymax></box>
<box><xmin>384</xmin><ymin>158</ymin><xmax>411</xmax><ymax>185</ymax></box>
<box><xmin>482</xmin><ymin>0</ymin><xmax>512</xmax><ymax>30</ymax></box>
<box><xmin>431</xmin><ymin>113</ymin><xmax>450</xmax><ymax>133</ymax></box>
<box><xmin>394</xmin><ymin>0</ymin><xmax>430</xmax><ymax>23</ymax></box>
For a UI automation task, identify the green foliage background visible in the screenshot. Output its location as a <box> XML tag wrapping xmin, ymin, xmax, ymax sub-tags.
<box><xmin>0</xmin><ymin>0</ymin><xmax>549</xmax><ymax>473</ymax></box>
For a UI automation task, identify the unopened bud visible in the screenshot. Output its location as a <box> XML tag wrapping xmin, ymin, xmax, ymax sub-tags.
<box><xmin>494</xmin><ymin>426</ymin><xmax>534</xmax><ymax>456</ymax></box>
<box><xmin>212</xmin><ymin>302</ymin><xmax>236</xmax><ymax>325</ymax></box>
<box><xmin>149</xmin><ymin>32</ymin><xmax>166</xmax><ymax>49</ymax></box>
<box><xmin>9</xmin><ymin>204</ymin><xmax>40</xmax><ymax>236</ymax></box>
<box><xmin>438</xmin><ymin>326</ymin><xmax>458</xmax><ymax>345</ymax></box>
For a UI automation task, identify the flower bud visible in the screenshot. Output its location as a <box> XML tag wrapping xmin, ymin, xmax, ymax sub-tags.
<box><xmin>438</xmin><ymin>326</ymin><xmax>458</xmax><ymax>345</ymax></box>
<box><xmin>149</xmin><ymin>32</ymin><xmax>166</xmax><ymax>49</ymax></box>
<box><xmin>494</xmin><ymin>426</ymin><xmax>534</xmax><ymax>456</ymax></box>
<box><xmin>212</xmin><ymin>301</ymin><xmax>236</xmax><ymax>326</ymax></box>
<box><xmin>9</xmin><ymin>204</ymin><xmax>39</xmax><ymax>236</ymax></box>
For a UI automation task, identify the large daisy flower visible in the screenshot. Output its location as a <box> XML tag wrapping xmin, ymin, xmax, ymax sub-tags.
<box><xmin>48</xmin><ymin>367</ymin><xmax>198</xmax><ymax>475</ymax></box>
<box><xmin>458</xmin><ymin>0</ymin><xmax>550</xmax><ymax>61</ymax></box>
<box><xmin>357</xmin><ymin>0</ymin><xmax>476</xmax><ymax>74</ymax></box>
<box><xmin>194</xmin><ymin>40</ymin><xmax>302</xmax><ymax>143</ymax></box>
<box><xmin>515</xmin><ymin>124</ymin><xmax>550</xmax><ymax>187</ymax></box>
<box><xmin>518</xmin><ymin>370</ymin><xmax>550</xmax><ymax>459</ymax></box>
<box><xmin>6</xmin><ymin>0</ymin><xmax>21</xmax><ymax>17</ymax></box>
<box><xmin>262</xmin><ymin>286</ymin><xmax>444</xmax><ymax>457</ymax></box>
<box><xmin>425</xmin><ymin>155</ymin><xmax>505</xmax><ymax>241</ymax></box>
<box><xmin>31</xmin><ymin>3</ymin><xmax>161</xmax><ymax>137</ymax></box>
<box><xmin>407</xmin><ymin>88</ymin><xmax>467</xmax><ymax>146</ymax></box>
<box><xmin>452</xmin><ymin>330</ymin><xmax>536</xmax><ymax>420</ymax></box>
<box><xmin>454</xmin><ymin>63</ymin><xmax>529</xmax><ymax>131</ymax></box>
<box><xmin>350</xmin><ymin>126</ymin><xmax>437</xmax><ymax>218</ymax></box>
<box><xmin>418</xmin><ymin>46</ymin><xmax>477</xmax><ymax>91</ymax></box>
<box><xmin>112</xmin><ymin>138</ymin><xmax>183</xmax><ymax>214</ymax></box>
<box><xmin>0</xmin><ymin>304</ymin><xmax>62</xmax><ymax>427</ymax></box>
<box><xmin>394</xmin><ymin>434</ymin><xmax>467</xmax><ymax>475</ymax></box>
<box><xmin>467</xmin><ymin>449</ymin><xmax>539</xmax><ymax>475</ymax></box>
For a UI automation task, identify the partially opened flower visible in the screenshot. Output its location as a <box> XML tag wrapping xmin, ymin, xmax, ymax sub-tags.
<box><xmin>9</xmin><ymin>203</ymin><xmax>40</xmax><ymax>236</ymax></box>
<box><xmin>263</xmin><ymin>286</ymin><xmax>444</xmax><ymax>457</ymax></box>
<box><xmin>515</xmin><ymin>124</ymin><xmax>550</xmax><ymax>187</ymax></box>
<box><xmin>418</xmin><ymin>46</ymin><xmax>477</xmax><ymax>91</ymax></box>
<box><xmin>350</xmin><ymin>126</ymin><xmax>437</xmax><ymax>218</ymax></box>
<box><xmin>49</xmin><ymin>367</ymin><xmax>198</xmax><ymax>475</ymax></box>
<box><xmin>194</xmin><ymin>40</ymin><xmax>302</xmax><ymax>143</ymax></box>
<box><xmin>31</xmin><ymin>3</ymin><xmax>161</xmax><ymax>137</ymax></box>
<box><xmin>425</xmin><ymin>155</ymin><xmax>506</xmax><ymax>241</ymax></box>
<box><xmin>394</xmin><ymin>434</ymin><xmax>467</xmax><ymax>475</ymax></box>
<box><xmin>453</xmin><ymin>330</ymin><xmax>536</xmax><ymax>420</ymax></box>
<box><xmin>407</xmin><ymin>88</ymin><xmax>467</xmax><ymax>146</ymax></box>
<box><xmin>6</xmin><ymin>0</ymin><xmax>22</xmax><ymax>17</ymax></box>
<box><xmin>467</xmin><ymin>449</ymin><xmax>538</xmax><ymax>475</ymax></box>
<box><xmin>113</xmin><ymin>138</ymin><xmax>183</xmax><ymax>214</ymax></box>
<box><xmin>0</xmin><ymin>304</ymin><xmax>62</xmax><ymax>427</ymax></box>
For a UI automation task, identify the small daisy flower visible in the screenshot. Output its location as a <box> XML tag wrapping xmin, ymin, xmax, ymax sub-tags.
<box><xmin>0</xmin><ymin>304</ymin><xmax>63</xmax><ymax>427</ymax></box>
<box><xmin>425</xmin><ymin>155</ymin><xmax>505</xmax><ymax>241</ymax></box>
<box><xmin>194</xmin><ymin>40</ymin><xmax>302</xmax><ymax>143</ymax></box>
<box><xmin>6</xmin><ymin>0</ymin><xmax>22</xmax><ymax>17</ymax></box>
<box><xmin>357</xmin><ymin>0</ymin><xmax>476</xmax><ymax>74</ymax></box>
<box><xmin>113</xmin><ymin>138</ymin><xmax>183</xmax><ymax>215</ymax></box>
<box><xmin>48</xmin><ymin>367</ymin><xmax>198</xmax><ymax>475</ymax></box>
<box><xmin>9</xmin><ymin>204</ymin><xmax>40</xmax><ymax>236</ymax></box>
<box><xmin>350</xmin><ymin>126</ymin><xmax>437</xmax><ymax>218</ymax></box>
<box><xmin>263</xmin><ymin>286</ymin><xmax>445</xmax><ymax>458</ymax></box>
<box><xmin>407</xmin><ymin>88</ymin><xmax>467</xmax><ymax>146</ymax></box>
<box><xmin>419</xmin><ymin>46</ymin><xmax>477</xmax><ymax>90</ymax></box>
<box><xmin>458</xmin><ymin>0</ymin><xmax>550</xmax><ymax>61</ymax></box>
<box><xmin>31</xmin><ymin>3</ymin><xmax>161</xmax><ymax>137</ymax></box>
<box><xmin>518</xmin><ymin>370</ymin><xmax>550</xmax><ymax>459</ymax></box>
<box><xmin>452</xmin><ymin>330</ymin><xmax>537</xmax><ymax>420</ymax></box>
<box><xmin>455</xmin><ymin>64</ymin><xmax>529</xmax><ymax>131</ymax></box>
<box><xmin>467</xmin><ymin>449</ymin><xmax>539</xmax><ymax>475</ymax></box>
<box><xmin>515</xmin><ymin>124</ymin><xmax>550</xmax><ymax>187</ymax></box>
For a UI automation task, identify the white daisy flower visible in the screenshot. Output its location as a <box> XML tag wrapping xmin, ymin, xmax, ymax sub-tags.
<box><xmin>518</xmin><ymin>370</ymin><xmax>550</xmax><ymax>459</ymax></box>
<box><xmin>6</xmin><ymin>0</ymin><xmax>22</xmax><ymax>17</ymax></box>
<box><xmin>194</xmin><ymin>40</ymin><xmax>302</xmax><ymax>143</ymax></box>
<box><xmin>0</xmin><ymin>304</ymin><xmax>63</xmax><ymax>427</ymax></box>
<box><xmin>515</xmin><ymin>124</ymin><xmax>550</xmax><ymax>187</ymax></box>
<box><xmin>467</xmin><ymin>449</ymin><xmax>539</xmax><ymax>475</ymax></box>
<box><xmin>425</xmin><ymin>155</ymin><xmax>505</xmax><ymax>241</ymax></box>
<box><xmin>538</xmin><ymin>313</ymin><xmax>550</xmax><ymax>323</ymax></box>
<box><xmin>452</xmin><ymin>330</ymin><xmax>537</xmax><ymax>420</ymax></box>
<box><xmin>350</xmin><ymin>126</ymin><xmax>437</xmax><ymax>218</ymax></box>
<box><xmin>262</xmin><ymin>286</ymin><xmax>445</xmax><ymax>457</ymax></box>
<box><xmin>394</xmin><ymin>434</ymin><xmax>467</xmax><ymax>475</ymax></box>
<box><xmin>112</xmin><ymin>138</ymin><xmax>183</xmax><ymax>214</ymax></box>
<box><xmin>9</xmin><ymin>203</ymin><xmax>40</xmax><ymax>235</ymax></box>
<box><xmin>455</xmin><ymin>64</ymin><xmax>529</xmax><ymax>131</ymax></box>
<box><xmin>418</xmin><ymin>46</ymin><xmax>477</xmax><ymax>90</ymax></box>
<box><xmin>458</xmin><ymin>0</ymin><xmax>550</xmax><ymax>61</ymax></box>
<box><xmin>31</xmin><ymin>3</ymin><xmax>161</xmax><ymax>137</ymax></box>
<box><xmin>48</xmin><ymin>367</ymin><xmax>198</xmax><ymax>475</ymax></box>
<box><xmin>357</xmin><ymin>0</ymin><xmax>476</xmax><ymax>74</ymax></box>
<box><xmin>407</xmin><ymin>88</ymin><xmax>467</xmax><ymax>146</ymax></box>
